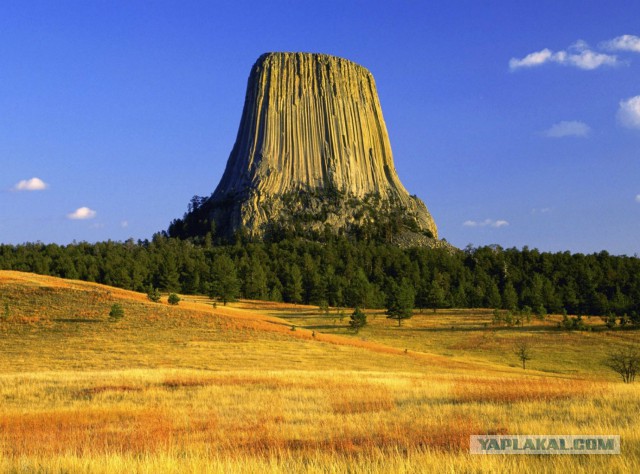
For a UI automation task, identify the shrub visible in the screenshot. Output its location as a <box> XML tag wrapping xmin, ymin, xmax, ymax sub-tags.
<box><xmin>503</xmin><ymin>311</ymin><xmax>515</xmax><ymax>327</ymax></box>
<box><xmin>603</xmin><ymin>313</ymin><xmax>617</xmax><ymax>329</ymax></box>
<box><xmin>492</xmin><ymin>309</ymin><xmax>502</xmax><ymax>325</ymax></box>
<box><xmin>147</xmin><ymin>286</ymin><xmax>161</xmax><ymax>303</ymax></box>
<box><xmin>619</xmin><ymin>314</ymin><xmax>629</xmax><ymax>327</ymax></box>
<box><xmin>168</xmin><ymin>293</ymin><xmax>180</xmax><ymax>305</ymax></box>
<box><xmin>109</xmin><ymin>303</ymin><xmax>124</xmax><ymax>320</ymax></box>
<box><xmin>572</xmin><ymin>314</ymin><xmax>586</xmax><ymax>330</ymax></box>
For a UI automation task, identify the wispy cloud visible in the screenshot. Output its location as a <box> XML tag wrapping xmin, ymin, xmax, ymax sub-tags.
<box><xmin>543</xmin><ymin>120</ymin><xmax>591</xmax><ymax>138</ymax></box>
<box><xmin>463</xmin><ymin>219</ymin><xmax>509</xmax><ymax>228</ymax></box>
<box><xmin>531</xmin><ymin>207</ymin><xmax>552</xmax><ymax>214</ymax></box>
<box><xmin>67</xmin><ymin>207</ymin><xmax>97</xmax><ymax>220</ymax></box>
<box><xmin>601</xmin><ymin>34</ymin><xmax>640</xmax><ymax>52</ymax></box>
<box><xmin>12</xmin><ymin>177</ymin><xmax>48</xmax><ymax>191</ymax></box>
<box><xmin>120</xmin><ymin>220</ymin><xmax>129</xmax><ymax>228</ymax></box>
<box><xmin>617</xmin><ymin>96</ymin><xmax>640</xmax><ymax>129</ymax></box>
<box><xmin>635</xmin><ymin>194</ymin><xmax>640</xmax><ymax>203</ymax></box>
<box><xmin>510</xmin><ymin>40</ymin><xmax>618</xmax><ymax>71</ymax></box>
<box><xmin>509</xmin><ymin>48</ymin><xmax>554</xmax><ymax>69</ymax></box>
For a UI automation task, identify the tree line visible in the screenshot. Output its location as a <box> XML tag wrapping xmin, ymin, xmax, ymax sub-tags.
<box><xmin>1</xmin><ymin>236</ymin><xmax>639</xmax><ymax>320</ymax></box>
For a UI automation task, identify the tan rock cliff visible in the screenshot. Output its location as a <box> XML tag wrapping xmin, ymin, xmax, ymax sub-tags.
<box><xmin>206</xmin><ymin>52</ymin><xmax>438</xmax><ymax>241</ymax></box>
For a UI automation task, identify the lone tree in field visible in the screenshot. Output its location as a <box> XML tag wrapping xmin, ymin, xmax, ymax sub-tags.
<box><xmin>167</xmin><ymin>293</ymin><xmax>180</xmax><ymax>305</ymax></box>
<box><xmin>147</xmin><ymin>286</ymin><xmax>161</xmax><ymax>303</ymax></box>
<box><xmin>513</xmin><ymin>340</ymin><xmax>532</xmax><ymax>369</ymax></box>
<box><xmin>605</xmin><ymin>347</ymin><xmax>639</xmax><ymax>383</ymax></box>
<box><xmin>386</xmin><ymin>279</ymin><xmax>415</xmax><ymax>327</ymax></box>
<box><xmin>109</xmin><ymin>303</ymin><xmax>124</xmax><ymax>321</ymax></box>
<box><xmin>349</xmin><ymin>307</ymin><xmax>367</xmax><ymax>333</ymax></box>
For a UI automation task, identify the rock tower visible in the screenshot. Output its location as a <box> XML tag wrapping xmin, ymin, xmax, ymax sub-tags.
<box><xmin>172</xmin><ymin>52</ymin><xmax>438</xmax><ymax>244</ymax></box>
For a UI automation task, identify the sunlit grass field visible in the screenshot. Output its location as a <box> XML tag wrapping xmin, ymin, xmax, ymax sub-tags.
<box><xmin>1</xmin><ymin>270</ymin><xmax>639</xmax><ymax>472</ymax></box>
<box><xmin>266</xmin><ymin>303</ymin><xmax>640</xmax><ymax>379</ymax></box>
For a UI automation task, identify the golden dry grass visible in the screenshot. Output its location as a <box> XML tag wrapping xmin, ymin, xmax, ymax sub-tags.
<box><xmin>1</xmin><ymin>270</ymin><xmax>639</xmax><ymax>472</ymax></box>
<box><xmin>451</xmin><ymin>376</ymin><xmax>602</xmax><ymax>403</ymax></box>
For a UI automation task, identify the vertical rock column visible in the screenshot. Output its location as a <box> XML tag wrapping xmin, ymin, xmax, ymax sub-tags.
<box><xmin>209</xmin><ymin>52</ymin><xmax>437</xmax><ymax>239</ymax></box>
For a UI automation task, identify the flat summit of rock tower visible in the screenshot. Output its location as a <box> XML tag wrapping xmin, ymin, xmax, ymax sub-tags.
<box><xmin>170</xmin><ymin>52</ymin><xmax>438</xmax><ymax>245</ymax></box>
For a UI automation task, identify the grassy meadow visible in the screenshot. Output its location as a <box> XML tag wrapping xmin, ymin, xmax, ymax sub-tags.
<box><xmin>1</xmin><ymin>270</ymin><xmax>639</xmax><ymax>473</ymax></box>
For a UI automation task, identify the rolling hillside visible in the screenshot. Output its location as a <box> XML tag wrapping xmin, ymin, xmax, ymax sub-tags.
<box><xmin>0</xmin><ymin>270</ymin><xmax>639</xmax><ymax>472</ymax></box>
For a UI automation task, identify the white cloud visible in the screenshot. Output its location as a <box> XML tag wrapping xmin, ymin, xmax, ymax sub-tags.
<box><xmin>510</xmin><ymin>41</ymin><xmax>618</xmax><ymax>71</ymax></box>
<box><xmin>617</xmin><ymin>96</ymin><xmax>640</xmax><ymax>129</ymax></box>
<box><xmin>635</xmin><ymin>194</ymin><xmax>640</xmax><ymax>203</ymax></box>
<box><xmin>566</xmin><ymin>49</ymin><xmax>618</xmax><ymax>69</ymax></box>
<box><xmin>120</xmin><ymin>220</ymin><xmax>129</xmax><ymax>228</ymax></box>
<box><xmin>463</xmin><ymin>219</ymin><xmax>509</xmax><ymax>228</ymax></box>
<box><xmin>602</xmin><ymin>35</ymin><xmax>640</xmax><ymax>52</ymax></box>
<box><xmin>570</xmin><ymin>40</ymin><xmax>589</xmax><ymax>51</ymax></box>
<box><xmin>67</xmin><ymin>207</ymin><xmax>97</xmax><ymax>220</ymax></box>
<box><xmin>543</xmin><ymin>120</ymin><xmax>591</xmax><ymax>138</ymax></box>
<box><xmin>509</xmin><ymin>49</ymin><xmax>554</xmax><ymax>70</ymax></box>
<box><xmin>13</xmin><ymin>177</ymin><xmax>48</xmax><ymax>191</ymax></box>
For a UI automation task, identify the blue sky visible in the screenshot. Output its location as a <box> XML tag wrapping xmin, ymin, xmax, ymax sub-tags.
<box><xmin>1</xmin><ymin>1</ymin><xmax>639</xmax><ymax>255</ymax></box>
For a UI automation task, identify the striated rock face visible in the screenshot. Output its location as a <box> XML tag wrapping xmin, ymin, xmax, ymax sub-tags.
<box><xmin>189</xmin><ymin>52</ymin><xmax>437</xmax><ymax>242</ymax></box>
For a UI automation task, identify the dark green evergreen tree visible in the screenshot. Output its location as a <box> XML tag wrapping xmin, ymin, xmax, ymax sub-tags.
<box><xmin>486</xmin><ymin>280</ymin><xmax>502</xmax><ymax>309</ymax></box>
<box><xmin>147</xmin><ymin>286</ymin><xmax>161</xmax><ymax>302</ymax></box>
<box><xmin>349</xmin><ymin>307</ymin><xmax>367</xmax><ymax>333</ymax></box>
<box><xmin>426</xmin><ymin>279</ymin><xmax>446</xmax><ymax>313</ymax></box>
<box><xmin>386</xmin><ymin>278</ymin><xmax>415</xmax><ymax>326</ymax></box>
<box><xmin>344</xmin><ymin>268</ymin><xmax>371</xmax><ymax>309</ymax></box>
<box><xmin>210</xmin><ymin>255</ymin><xmax>239</xmax><ymax>305</ymax></box>
<box><xmin>242</xmin><ymin>257</ymin><xmax>269</xmax><ymax>300</ymax></box>
<box><xmin>158</xmin><ymin>256</ymin><xmax>181</xmax><ymax>292</ymax></box>
<box><xmin>502</xmin><ymin>281</ymin><xmax>518</xmax><ymax>311</ymax></box>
